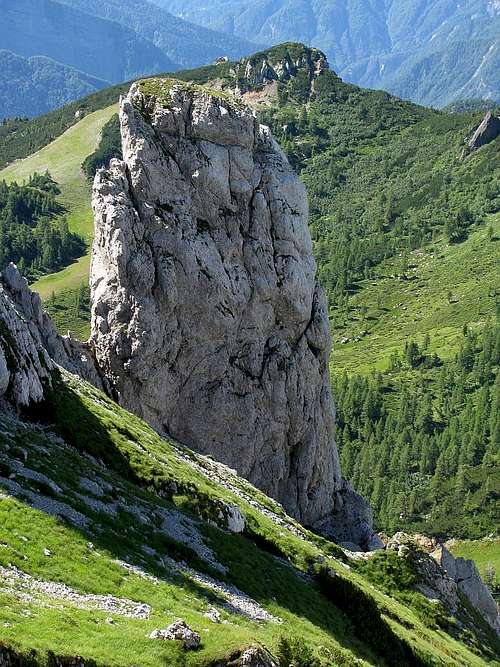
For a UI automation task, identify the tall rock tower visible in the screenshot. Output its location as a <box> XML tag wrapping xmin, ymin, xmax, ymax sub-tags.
<box><xmin>90</xmin><ymin>78</ymin><xmax>375</xmax><ymax>547</ymax></box>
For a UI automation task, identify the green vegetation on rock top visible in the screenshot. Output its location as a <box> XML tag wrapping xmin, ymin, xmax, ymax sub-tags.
<box><xmin>137</xmin><ymin>77</ymin><xmax>242</xmax><ymax>110</ymax></box>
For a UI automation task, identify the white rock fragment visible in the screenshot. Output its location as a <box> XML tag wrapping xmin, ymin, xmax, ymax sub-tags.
<box><xmin>203</xmin><ymin>607</ymin><xmax>221</xmax><ymax>623</ymax></box>
<box><xmin>149</xmin><ymin>619</ymin><xmax>201</xmax><ymax>649</ymax></box>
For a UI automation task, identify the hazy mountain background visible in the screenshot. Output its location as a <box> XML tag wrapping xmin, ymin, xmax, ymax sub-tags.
<box><xmin>0</xmin><ymin>51</ymin><xmax>108</xmax><ymax>119</ymax></box>
<box><xmin>1</xmin><ymin>0</ymin><xmax>174</xmax><ymax>85</ymax></box>
<box><xmin>1</xmin><ymin>0</ymin><xmax>500</xmax><ymax>117</ymax></box>
<box><xmin>0</xmin><ymin>0</ymin><xmax>255</xmax><ymax>119</ymax></box>
<box><xmin>162</xmin><ymin>0</ymin><xmax>500</xmax><ymax>108</ymax></box>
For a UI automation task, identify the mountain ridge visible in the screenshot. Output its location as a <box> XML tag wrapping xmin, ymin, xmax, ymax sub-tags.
<box><xmin>0</xmin><ymin>50</ymin><xmax>108</xmax><ymax>120</ymax></box>
<box><xmin>1</xmin><ymin>0</ymin><xmax>175</xmax><ymax>85</ymax></box>
<box><xmin>162</xmin><ymin>0</ymin><xmax>500</xmax><ymax>107</ymax></box>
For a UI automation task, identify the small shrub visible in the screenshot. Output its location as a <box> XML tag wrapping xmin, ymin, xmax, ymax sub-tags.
<box><xmin>276</xmin><ymin>636</ymin><xmax>320</xmax><ymax>667</ymax></box>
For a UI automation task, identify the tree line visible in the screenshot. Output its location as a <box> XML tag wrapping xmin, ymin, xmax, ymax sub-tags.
<box><xmin>0</xmin><ymin>172</ymin><xmax>84</xmax><ymax>279</ymax></box>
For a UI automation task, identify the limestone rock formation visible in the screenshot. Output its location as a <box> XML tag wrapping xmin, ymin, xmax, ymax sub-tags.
<box><xmin>468</xmin><ymin>111</ymin><xmax>500</xmax><ymax>151</ymax></box>
<box><xmin>0</xmin><ymin>263</ymin><xmax>102</xmax><ymax>409</ymax></box>
<box><xmin>234</xmin><ymin>47</ymin><xmax>329</xmax><ymax>93</ymax></box>
<box><xmin>387</xmin><ymin>533</ymin><xmax>500</xmax><ymax>636</ymax></box>
<box><xmin>0</xmin><ymin>265</ymin><xmax>55</xmax><ymax>408</ymax></box>
<box><xmin>432</xmin><ymin>545</ymin><xmax>500</xmax><ymax>636</ymax></box>
<box><xmin>90</xmin><ymin>78</ymin><xmax>372</xmax><ymax>543</ymax></box>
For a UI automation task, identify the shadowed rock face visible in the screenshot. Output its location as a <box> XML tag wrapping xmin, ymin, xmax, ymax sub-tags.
<box><xmin>89</xmin><ymin>79</ymin><xmax>366</xmax><ymax>533</ymax></box>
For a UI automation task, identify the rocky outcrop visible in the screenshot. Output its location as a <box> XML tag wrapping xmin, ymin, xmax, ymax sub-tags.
<box><xmin>0</xmin><ymin>264</ymin><xmax>55</xmax><ymax>407</ymax></box>
<box><xmin>0</xmin><ymin>263</ymin><xmax>102</xmax><ymax>409</ymax></box>
<box><xmin>432</xmin><ymin>545</ymin><xmax>500</xmax><ymax>636</ymax></box>
<box><xmin>238</xmin><ymin>648</ymin><xmax>278</xmax><ymax>667</ymax></box>
<box><xmin>233</xmin><ymin>46</ymin><xmax>328</xmax><ymax>93</ymax></box>
<box><xmin>386</xmin><ymin>533</ymin><xmax>500</xmax><ymax>637</ymax></box>
<box><xmin>319</xmin><ymin>479</ymin><xmax>384</xmax><ymax>551</ymax></box>
<box><xmin>149</xmin><ymin>619</ymin><xmax>201</xmax><ymax>649</ymax></box>
<box><xmin>89</xmin><ymin>78</ymin><xmax>372</xmax><ymax>544</ymax></box>
<box><xmin>468</xmin><ymin>111</ymin><xmax>500</xmax><ymax>151</ymax></box>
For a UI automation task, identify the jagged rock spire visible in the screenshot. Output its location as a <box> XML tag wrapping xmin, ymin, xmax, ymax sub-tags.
<box><xmin>89</xmin><ymin>79</ymin><xmax>376</xmax><ymax>546</ymax></box>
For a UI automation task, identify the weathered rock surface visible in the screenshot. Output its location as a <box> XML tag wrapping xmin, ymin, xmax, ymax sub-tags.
<box><xmin>149</xmin><ymin>619</ymin><xmax>201</xmax><ymax>649</ymax></box>
<box><xmin>0</xmin><ymin>264</ymin><xmax>54</xmax><ymax>407</ymax></box>
<box><xmin>90</xmin><ymin>79</ymin><xmax>372</xmax><ymax>542</ymax></box>
<box><xmin>209</xmin><ymin>647</ymin><xmax>278</xmax><ymax>667</ymax></box>
<box><xmin>238</xmin><ymin>648</ymin><xmax>278</xmax><ymax>667</ymax></box>
<box><xmin>387</xmin><ymin>533</ymin><xmax>500</xmax><ymax>636</ymax></box>
<box><xmin>432</xmin><ymin>545</ymin><xmax>500</xmax><ymax>636</ymax></box>
<box><xmin>468</xmin><ymin>111</ymin><xmax>500</xmax><ymax>151</ymax></box>
<box><xmin>234</xmin><ymin>47</ymin><xmax>328</xmax><ymax>94</ymax></box>
<box><xmin>0</xmin><ymin>263</ymin><xmax>102</xmax><ymax>409</ymax></box>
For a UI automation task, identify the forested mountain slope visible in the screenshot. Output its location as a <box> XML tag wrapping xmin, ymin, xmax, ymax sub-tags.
<box><xmin>162</xmin><ymin>0</ymin><xmax>500</xmax><ymax>107</ymax></box>
<box><xmin>0</xmin><ymin>0</ymin><xmax>174</xmax><ymax>85</ymax></box>
<box><xmin>0</xmin><ymin>51</ymin><xmax>107</xmax><ymax>120</ymax></box>
<box><xmin>1</xmin><ymin>43</ymin><xmax>498</xmax><ymax>542</ymax></box>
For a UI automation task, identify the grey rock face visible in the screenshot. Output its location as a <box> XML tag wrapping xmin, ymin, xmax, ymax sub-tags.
<box><xmin>468</xmin><ymin>111</ymin><xmax>500</xmax><ymax>151</ymax></box>
<box><xmin>236</xmin><ymin>48</ymin><xmax>329</xmax><ymax>93</ymax></box>
<box><xmin>432</xmin><ymin>545</ymin><xmax>500</xmax><ymax>636</ymax></box>
<box><xmin>90</xmin><ymin>80</ymin><xmax>359</xmax><ymax>533</ymax></box>
<box><xmin>0</xmin><ymin>265</ymin><xmax>55</xmax><ymax>407</ymax></box>
<box><xmin>0</xmin><ymin>263</ymin><xmax>102</xmax><ymax>409</ymax></box>
<box><xmin>320</xmin><ymin>479</ymin><xmax>383</xmax><ymax>551</ymax></box>
<box><xmin>386</xmin><ymin>534</ymin><xmax>499</xmax><ymax>636</ymax></box>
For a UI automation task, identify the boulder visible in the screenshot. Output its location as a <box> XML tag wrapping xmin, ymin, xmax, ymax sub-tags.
<box><xmin>239</xmin><ymin>647</ymin><xmax>278</xmax><ymax>667</ymax></box>
<box><xmin>149</xmin><ymin>619</ymin><xmax>201</xmax><ymax>649</ymax></box>
<box><xmin>226</xmin><ymin>504</ymin><xmax>246</xmax><ymax>533</ymax></box>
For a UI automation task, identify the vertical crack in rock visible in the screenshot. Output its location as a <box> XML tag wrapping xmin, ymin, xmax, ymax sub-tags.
<box><xmin>90</xmin><ymin>79</ymin><xmax>376</xmax><ymax>546</ymax></box>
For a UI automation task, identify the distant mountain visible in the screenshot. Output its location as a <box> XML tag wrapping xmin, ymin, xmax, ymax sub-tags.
<box><xmin>0</xmin><ymin>51</ymin><xmax>107</xmax><ymax>120</ymax></box>
<box><xmin>0</xmin><ymin>0</ymin><xmax>175</xmax><ymax>85</ymax></box>
<box><xmin>56</xmin><ymin>0</ymin><xmax>258</xmax><ymax>69</ymax></box>
<box><xmin>161</xmin><ymin>0</ymin><xmax>500</xmax><ymax>107</ymax></box>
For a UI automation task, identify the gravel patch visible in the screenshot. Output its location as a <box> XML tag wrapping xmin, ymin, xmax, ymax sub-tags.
<box><xmin>0</xmin><ymin>565</ymin><xmax>151</xmax><ymax>618</ymax></box>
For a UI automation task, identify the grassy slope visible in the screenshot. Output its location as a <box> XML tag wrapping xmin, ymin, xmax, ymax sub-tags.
<box><xmin>0</xmin><ymin>371</ymin><xmax>496</xmax><ymax>666</ymax></box>
<box><xmin>0</xmin><ymin>104</ymin><xmax>117</xmax><ymax>299</ymax></box>
<box><xmin>330</xmin><ymin>213</ymin><xmax>500</xmax><ymax>375</ymax></box>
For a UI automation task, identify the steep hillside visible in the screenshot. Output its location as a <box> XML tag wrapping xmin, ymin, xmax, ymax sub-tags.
<box><xmin>163</xmin><ymin>0</ymin><xmax>500</xmax><ymax>107</ymax></box>
<box><xmin>1</xmin><ymin>43</ymin><xmax>499</xmax><ymax>541</ymax></box>
<box><xmin>0</xmin><ymin>51</ymin><xmax>107</xmax><ymax>120</ymax></box>
<box><xmin>0</xmin><ymin>84</ymin><xmax>129</xmax><ymax>170</ymax></box>
<box><xmin>0</xmin><ymin>104</ymin><xmax>117</xmax><ymax>337</ymax></box>
<box><xmin>1</xmin><ymin>373</ymin><xmax>497</xmax><ymax>666</ymax></box>
<box><xmin>0</xmin><ymin>265</ymin><xmax>498</xmax><ymax>664</ymax></box>
<box><xmin>0</xmin><ymin>0</ymin><xmax>174</xmax><ymax>85</ymax></box>
<box><xmin>56</xmin><ymin>0</ymin><xmax>258</xmax><ymax>69</ymax></box>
